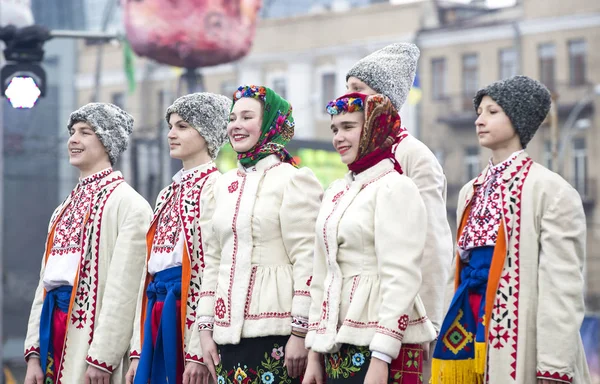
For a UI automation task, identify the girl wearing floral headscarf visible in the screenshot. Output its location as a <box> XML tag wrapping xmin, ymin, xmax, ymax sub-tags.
<box><xmin>197</xmin><ymin>85</ymin><xmax>323</xmax><ymax>384</ymax></box>
<box><xmin>303</xmin><ymin>93</ymin><xmax>436</xmax><ymax>384</ymax></box>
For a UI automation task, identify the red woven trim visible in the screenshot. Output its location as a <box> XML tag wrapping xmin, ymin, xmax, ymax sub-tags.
<box><xmin>185</xmin><ymin>353</ymin><xmax>205</xmax><ymax>363</ymax></box>
<box><xmin>294</xmin><ymin>290</ymin><xmax>310</xmax><ymax>297</ymax></box>
<box><xmin>129</xmin><ymin>350</ymin><xmax>140</xmax><ymax>360</ymax></box>
<box><xmin>24</xmin><ymin>346</ymin><xmax>40</xmax><ymax>360</ymax></box>
<box><xmin>536</xmin><ymin>370</ymin><xmax>572</xmax><ymax>383</ymax></box>
<box><xmin>85</xmin><ymin>356</ymin><xmax>115</xmax><ymax>373</ymax></box>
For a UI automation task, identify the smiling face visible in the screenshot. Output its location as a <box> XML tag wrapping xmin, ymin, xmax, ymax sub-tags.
<box><xmin>346</xmin><ymin>76</ymin><xmax>377</xmax><ymax>95</ymax></box>
<box><xmin>330</xmin><ymin>111</ymin><xmax>364</xmax><ymax>164</ymax></box>
<box><xmin>167</xmin><ymin>113</ymin><xmax>210</xmax><ymax>166</ymax></box>
<box><xmin>475</xmin><ymin>95</ymin><xmax>521</xmax><ymax>152</ymax></box>
<box><xmin>227</xmin><ymin>97</ymin><xmax>263</xmax><ymax>153</ymax></box>
<box><xmin>68</xmin><ymin>122</ymin><xmax>110</xmax><ymax>173</ymax></box>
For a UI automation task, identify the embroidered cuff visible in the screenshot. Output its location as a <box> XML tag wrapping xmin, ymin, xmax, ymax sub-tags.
<box><xmin>291</xmin><ymin>316</ymin><xmax>309</xmax><ymax>330</ymax></box>
<box><xmin>371</xmin><ymin>351</ymin><xmax>393</xmax><ymax>364</ymax></box>
<box><xmin>85</xmin><ymin>356</ymin><xmax>116</xmax><ymax>373</ymax></box>
<box><xmin>129</xmin><ymin>350</ymin><xmax>140</xmax><ymax>360</ymax></box>
<box><xmin>24</xmin><ymin>346</ymin><xmax>40</xmax><ymax>361</ymax></box>
<box><xmin>198</xmin><ymin>316</ymin><xmax>214</xmax><ymax>331</ymax></box>
<box><xmin>536</xmin><ymin>370</ymin><xmax>573</xmax><ymax>383</ymax></box>
<box><xmin>185</xmin><ymin>353</ymin><xmax>205</xmax><ymax>364</ymax></box>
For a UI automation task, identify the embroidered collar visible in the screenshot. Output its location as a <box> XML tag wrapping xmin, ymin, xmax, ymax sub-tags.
<box><xmin>345</xmin><ymin>158</ymin><xmax>394</xmax><ymax>184</ymax></box>
<box><xmin>237</xmin><ymin>154</ymin><xmax>281</xmax><ymax>173</ymax></box>
<box><xmin>173</xmin><ymin>161</ymin><xmax>216</xmax><ymax>184</ymax></box>
<box><xmin>475</xmin><ymin>150</ymin><xmax>524</xmax><ymax>186</ymax></box>
<box><xmin>80</xmin><ymin>168</ymin><xmax>113</xmax><ymax>186</ymax></box>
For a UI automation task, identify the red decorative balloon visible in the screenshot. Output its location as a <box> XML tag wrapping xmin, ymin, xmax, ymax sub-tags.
<box><xmin>124</xmin><ymin>0</ymin><xmax>261</xmax><ymax>68</ymax></box>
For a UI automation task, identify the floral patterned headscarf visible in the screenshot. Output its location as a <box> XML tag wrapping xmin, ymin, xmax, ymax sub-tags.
<box><xmin>232</xmin><ymin>85</ymin><xmax>296</xmax><ymax>168</ymax></box>
<box><xmin>327</xmin><ymin>92</ymin><xmax>403</xmax><ymax>174</ymax></box>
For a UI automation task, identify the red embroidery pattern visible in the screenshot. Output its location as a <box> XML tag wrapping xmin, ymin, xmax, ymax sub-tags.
<box><xmin>151</xmin><ymin>187</ymin><xmax>182</xmax><ymax>254</ymax></box>
<box><xmin>398</xmin><ymin>314</ymin><xmax>409</xmax><ymax>331</ymax></box>
<box><xmin>24</xmin><ymin>346</ymin><xmax>40</xmax><ymax>359</ymax></box>
<box><xmin>228</xmin><ymin>180</ymin><xmax>239</xmax><ymax>193</ymax></box>
<box><xmin>50</xmin><ymin>172</ymin><xmax>110</xmax><ymax>257</ymax></box>
<box><xmin>536</xmin><ymin>370</ymin><xmax>573</xmax><ymax>383</ymax></box>
<box><xmin>179</xmin><ymin>167</ymin><xmax>217</xmax><ymax>331</ymax></box>
<box><xmin>488</xmin><ymin>158</ymin><xmax>532</xmax><ymax>381</ymax></box>
<box><xmin>185</xmin><ymin>353</ymin><xmax>204</xmax><ymax>363</ymax></box>
<box><xmin>332</xmin><ymin>191</ymin><xmax>344</xmax><ymax>203</ymax></box>
<box><xmin>215</xmin><ymin>298</ymin><xmax>227</xmax><ymax>319</ymax></box>
<box><xmin>458</xmin><ymin>153</ymin><xmax>520</xmax><ymax>253</ymax></box>
<box><xmin>306</xmin><ymin>276</ymin><xmax>312</xmax><ymax>286</ymax></box>
<box><xmin>349</xmin><ymin>275</ymin><xmax>360</xmax><ymax>303</ymax></box>
<box><xmin>130</xmin><ymin>350</ymin><xmax>140</xmax><ymax>358</ymax></box>
<box><xmin>215</xmin><ymin>174</ymin><xmax>246</xmax><ymax>328</ymax></box>
<box><xmin>85</xmin><ymin>355</ymin><xmax>116</xmax><ymax>373</ymax></box>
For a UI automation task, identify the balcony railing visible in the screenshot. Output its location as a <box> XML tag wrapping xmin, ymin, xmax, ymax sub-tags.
<box><xmin>434</xmin><ymin>93</ymin><xmax>478</xmax><ymax>127</ymax></box>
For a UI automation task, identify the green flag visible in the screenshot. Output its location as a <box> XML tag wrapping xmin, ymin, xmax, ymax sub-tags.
<box><xmin>123</xmin><ymin>39</ymin><xmax>136</xmax><ymax>94</ymax></box>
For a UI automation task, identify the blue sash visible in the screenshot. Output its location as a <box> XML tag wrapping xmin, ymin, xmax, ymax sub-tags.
<box><xmin>135</xmin><ymin>266</ymin><xmax>182</xmax><ymax>384</ymax></box>
<box><xmin>39</xmin><ymin>285</ymin><xmax>72</xmax><ymax>375</ymax></box>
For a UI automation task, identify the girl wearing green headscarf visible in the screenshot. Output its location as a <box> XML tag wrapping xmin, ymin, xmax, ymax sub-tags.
<box><xmin>197</xmin><ymin>85</ymin><xmax>323</xmax><ymax>384</ymax></box>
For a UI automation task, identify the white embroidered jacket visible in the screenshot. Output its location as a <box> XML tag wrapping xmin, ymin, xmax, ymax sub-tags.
<box><xmin>394</xmin><ymin>133</ymin><xmax>454</xmax><ymax>332</ymax></box>
<box><xmin>130</xmin><ymin>162</ymin><xmax>220</xmax><ymax>364</ymax></box>
<box><xmin>24</xmin><ymin>172</ymin><xmax>152</xmax><ymax>383</ymax></box>
<box><xmin>306</xmin><ymin>159</ymin><xmax>437</xmax><ymax>359</ymax></box>
<box><xmin>450</xmin><ymin>152</ymin><xmax>590</xmax><ymax>384</ymax></box>
<box><xmin>196</xmin><ymin>155</ymin><xmax>323</xmax><ymax>345</ymax></box>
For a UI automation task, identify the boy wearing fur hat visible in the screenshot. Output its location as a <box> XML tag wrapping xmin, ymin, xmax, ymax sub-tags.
<box><xmin>346</xmin><ymin>43</ymin><xmax>454</xmax><ymax>372</ymax></box>
<box><xmin>23</xmin><ymin>103</ymin><xmax>152</xmax><ymax>384</ymax></box>
<box><xmin>431</xmin><ymin>76</ymin><xmax>591</xmax><ymax>384</ymax></box>
<box><xmin>126</xmin><ymin>93</ymin><xmax>231</xmax><ymax>384</ymax></box>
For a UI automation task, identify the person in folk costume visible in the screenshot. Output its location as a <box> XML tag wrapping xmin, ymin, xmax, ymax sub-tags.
<box><xmin>345</xmin><ymin>43</ymin><xmax>454</xmax><ymax>374</ymax></box>
<box><xmin>23</xmin><ymin>103</ymin><xmax>153</xmax><ymax>384</ymax></box>
<box><xmin>197</xmin><ymin>85</ymin><xmax>324</xmax><ymax>384</ymax></box>
<box><xmin>125</xmin><ymin>93</ymin><xmax>231</xmax><ymax>384</ymax></box>
<box><xmin>303</xmin><ymin>92</ymin><xmax>438</xmax><ymax>384</ymax></box>
<box><xmin>431</xmin><ymin>76</ymin><xmax>591</xmax><ymax>384</ymax></box>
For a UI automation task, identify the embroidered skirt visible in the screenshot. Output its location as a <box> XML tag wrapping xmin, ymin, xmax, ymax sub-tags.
<box><xmin>216</xmin><ymin>335</ymin><xmax>300</xmax><ymax>384</ymax></box>
<box><xmin>324</xmin><ymin>343</ymin><xmax>424</xmax><ymax>384</ymax></box>
<box><xmin>325</xmin><ymin>344</ymin><xmax>423</xmax><ymax>384</ymax></box>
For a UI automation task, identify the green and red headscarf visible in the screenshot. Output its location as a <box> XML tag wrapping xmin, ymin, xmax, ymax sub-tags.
<box><xmin>326</xmin><ymin>92</ymin><xmax>404</xmax><ymax>174</ymax></box>
<box><xmin>232</xmin><ymin>85</ymin><xmax>296</xmax><ymax>168</ymax></box>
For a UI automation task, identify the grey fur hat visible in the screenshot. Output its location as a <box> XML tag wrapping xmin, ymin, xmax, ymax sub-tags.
<box><xmin>346</xmin><ymin>42</ymin><xmax>420</xmax><ymax>111</ymax></box>
<box><xmin>473</xmin><ymin>75</ymin><xmax>551</xmax><ymax>148</ymax></box>
<box><xmin>68</xmin><ymin>103</ymin><xmax>134</xmax><ymax>165</ymax></box>
<box><xmin>165</xmin><ymin>92</ymin><xmax>231</xmax><ymax>159</ymax></box>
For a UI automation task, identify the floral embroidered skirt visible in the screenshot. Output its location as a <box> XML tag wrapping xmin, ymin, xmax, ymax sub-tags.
<box><xmin>324</xmin><ymin>343</ymin><xmax>424</xmax><ymax>384</ymax></box>
<box><xmin>216</xmin><ymin>335</ymin><xmax>300</xmax><ymax>384</ymax></box>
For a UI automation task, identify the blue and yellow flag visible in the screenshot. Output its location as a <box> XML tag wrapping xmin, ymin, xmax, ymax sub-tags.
<box><xmin>408</xmin><ymin>72</ymin><xmax>422</xmax><ymax>105</ymax></box>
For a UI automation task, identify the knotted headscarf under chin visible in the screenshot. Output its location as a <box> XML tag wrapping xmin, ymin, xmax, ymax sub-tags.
<box><xmin>327</xmin><ymin>92</ymin><xmax>403</xmax><ymax>175</ymax></box>
<box><xmin>232</xmin><ymin>85</ymin><xmax>296</xmax><ymax>168</ymax></box>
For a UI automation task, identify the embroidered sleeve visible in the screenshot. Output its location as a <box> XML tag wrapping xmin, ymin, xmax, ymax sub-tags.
<box><xmin>197</xmin><ymin>179</ymin><xmax>221</xmax><ymax>319</ymax></box>
<box><xmin>369</xmin><ymin>177</ymin><xmax>427</xmax><ymax>359</ymax></box>
<box><xmin>280</xmin><ymin>168</ymin><xmax>323</xmax><ymax>321</ymax></box>
<box><xmin>86</xmin><ymin>193</ymin><xmax>152</xmax><ymax>370</ymax></box>
<box><xmin>536</xmin><ymin>184</ymin><xmax>585</xmax><ymax>383</ymax></box>
<box><xmin>536</xmin><ymin>370</ymin><xmax>573</xmax><ymax>383</ymax></box>
<box><xmin>24</xmin><ymin>257</ymin><xmax>46</xmax><ymax>362</ymax></box>
<box><xmin>401</xmin><ymin>145</ymin><xmax>454</xmax><ymax>332</ymax></box>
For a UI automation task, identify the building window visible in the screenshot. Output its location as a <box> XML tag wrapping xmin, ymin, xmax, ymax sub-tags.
<box><xmin>462</xmin><ymin>54</ymin><xmax>478</xmax><ymax>110</ymax></box>
<box><xmin>572</xmin><ymin>138</ymin><xmax>587</xmax><ymax>196</ymax></box>
<box><xmin>271</xmin><ymin>77</ymin><xmax>287</xmax><ymax>99</ymax></box>
<box><xmin>499</xmin><ymin>48</ymin><xmax>517</xmax><ymax>80</ymax></box>
<box><xmin>431</xmin><ymin>58</ymin><xmax>447</xmax><ymax>100</ymax></box>
<box><xmin>321</xmin><ymin>72</ymin><xmax>337</xmax><ymax>110</ymax></box>
<box><xmin>464</xmin><ymin>146</ymin><xmax>480</xmax><ymax>182</ymax></box>
<box><xmin>543</xmin><ymin>140</ymin><xmax>553</xmax><ymax>171</ymax></box>
<box><xmin>111</xmin><ymin>92</ymin><xmax>125</xmax><ymax>109</ymax></box>
<box><xmin>568</xmin><ymin>39</ymin><xmax>586</xmax><ymax>86</ymax></box>
<box><xmin>539</xmin><ymin>43</ymin><xmax>556</xmax><ymax>92</ymax></box>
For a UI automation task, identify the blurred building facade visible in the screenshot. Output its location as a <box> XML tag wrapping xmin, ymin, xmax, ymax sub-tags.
<box><xmin>73</xmin><ymin>0</ymin><xmax>600</xmax><ymax>312</ymax></box>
